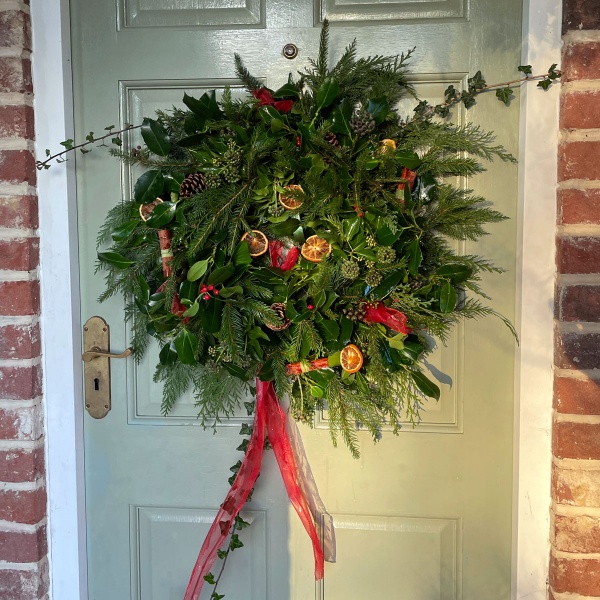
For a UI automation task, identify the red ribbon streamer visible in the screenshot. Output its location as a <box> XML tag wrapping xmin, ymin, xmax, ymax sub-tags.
<box><xmin>363</xmin><ymin>302</ymin><xmax>412</xmax><ymax>335</ymax></box>
<box><xmin>184</xmin><ymin>380</ymin><xmax>324</xmax><ymax>600</ymax></box>
<box><xmin>269</xmin><ymin>239</ymin><xmax>300</xmax><ymax>271</ymax></box>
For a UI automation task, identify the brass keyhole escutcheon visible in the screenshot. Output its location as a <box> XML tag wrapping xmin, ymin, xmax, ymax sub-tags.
<box><xmin>283</xmin><ymin>43</ymin><xmax>298</xmax><ymax>60</ymax></box>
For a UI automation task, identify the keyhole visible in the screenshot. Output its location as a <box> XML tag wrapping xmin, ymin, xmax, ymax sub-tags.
<box><xmin>94</xmin><ymin>378</ymin><xmax>100</xmax><ymax>391</ymax></box>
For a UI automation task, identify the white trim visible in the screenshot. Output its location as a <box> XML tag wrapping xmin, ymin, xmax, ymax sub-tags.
<box><xmin>30</xmin><ymin>1</ymin><xmax>88</xmax><ymax>600</ymax></box>
<box><xmin>513</xmin><ymin>0</ymin><xmax>562</xmax><ymax>598</ymax></box>
<box><xmin>30</xmin><ymin>0</ymin><xmax>562</xmax><ymax>598</ymax></box>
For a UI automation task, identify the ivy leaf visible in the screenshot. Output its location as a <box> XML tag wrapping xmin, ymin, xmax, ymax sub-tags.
<box><xmin>134</xmin><ymin>170</ymin><xmax>164</xmax><ymax>204</ymax></box>
<box><xmin>60</xmin><ymin>139</ymin><xmax>74</xmax><ymax>150</ymax></box>
<box><xmin>411</xmin><ymin>370</ymin><xmax>441</xmax><ymax>401</ymax></box>
<box><xmin>468</xmin><ymin>70</ymin><xmax>486</xmax><ymax>92</ymax></box>
<box><xmin>187</xmin><ymin>259</ymin><xmax>210</xmax><ymax>281</ymax></box>
<box><xmin>203</xmin><ymin>573</ymin><xmax>216</xmax><ymax>585</ymax></box>
<box><xmin>367</xmin><ymin>97</ymin><xmax>389</xmax><ymax>124</ymax></box>
<box><xmin>174</xmin><ymin>329</ymin><xmax>198</xmax><ymax>365</ymax></box>
<box><xmin>461</xmin><ymin>91</ymin><xmax>476</xmax><ymax>109</ymax></box>
<box><xmin>444</xmin><ymin>84</ymin><xmax>457</xmax><ymax>101</ymax></box>
<box><xmin>217</xmin><ymin>549</ymin><xmax>228</xmax><ymax>560</ymax></box>
<box><xmin>141</xmin><ymin>118</ymin><xmax>171</xmax><ymax>157</ymax></box>
<box><xmin>537</xmin><ymin>78</ymin><xmax>552</xmax><ymax>90</ymax></box>
<box><xmin>518</xmin><ymin>64</ymin><xmax>532</xmax><ymax>75</ymax></box>
<box><xmin>495</xmin><ymin>87</ymin><xmax>514</xmax><ymax>106</ymax></box>
<box><xmin>97</xmin><ymin>251</ymin><xmax>133</xmax><ymax>269</ymax></box>
<box><xmin>316</xmin><ymin>78</ymin><xmax>339</xmax><ymax>109</ymax></box>
<box><xmin>439</xmin><ymin>281</ymin><xmax>457</xmax><ymax>313</ymax></box>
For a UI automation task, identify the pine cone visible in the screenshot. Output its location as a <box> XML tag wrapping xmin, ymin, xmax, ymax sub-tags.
<box><xmin>342</xmin><ymin>303</ymin><xmax>367</xmax><ymax>322</ymax></box>
<box><xmin>324</xmin><ymin>132</ymin><xmax>340</xmax><ymax>147</ymax></box>
<box><xmin>179</xmin><ymin>173</ymin><xmax>206</xmax><ymax>198</ymax></box>
<box><xmin>266</xmin><ymin>302</ymin><xmax>291</xmax><ymax>331</ymax></box>
<box><xmin>350</xmin><ymin>111</ymin><xmax>376</xmax><ymax>136</ymax></box>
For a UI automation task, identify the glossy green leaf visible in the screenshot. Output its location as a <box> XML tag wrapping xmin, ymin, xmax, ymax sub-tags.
<box><xmin>318</xmin><ymin>319</ymin><xmax>340</xmax><ymax>341</ymax></box>
<box><xmin>223</xmin><ymin>362</ymin><xmax>251</xmax><ymax>381</ymax></box>
<box><xmin>339</xmin><ymin>318</ymin><xmax>354</xmax><ymax>345</ymax></box>
<box><xmin>257</xmin><ymin>359</ymin><xmax>275</xmax><ymax>381</ymax></box>
<box><xmin>232</xmin><ymin>241</ymin><xmax>252</xmax><ymax>267</ymax></box>
<box><xmin>174</xmin><ymin>329</ymin><xmax>198</xmax><ymax>365</ymax></box>
<box><xmin>342</xmin><ymin>217</ymin><xmax>361</xmax><ymax>242</ymax></box>
<box><xmin>271</xmin><ymin>118</ymin><xmax>284</xmax><ymax>132</ymax></box>
<box><xmin>316</xmin><ymin>78</ymin><xmax>339</xmax><ymax>109</ymax></box>
<box><xmin>111</xmin><ymin>219</ymin><xmax>138</xmax><ymax>242</ymax></box>
<box><xmin>387</xmin><ymin>333</ymin><xmax>405</xmax><ymax>351</ymax></box>
<box><xmin>367</xmin><ymin>97</ymin><xmax>389</xmax><ymax>124</ymax></box>
<box><xmin>134</xmin><ymin>170</ymin><xmax>164</xmax><ymax>204</ymax></box>
<box><xmin>370</xmin><ymin>270</ymin><xmax>404</xmax><ymax>300</ymax></box>
<box><xmin>141</xmin><ymin>118</ymin><xmax>171</xmax><ymax>157</ymax></box>
<box><xmin>411</xmin><ymin>370</ymin><xmax>441</xmax><ymax>400</ymax></box>
<box><xmin>395</xmin><ymin>151</ymin><xmax>421</xmax><ymax>170</ymax></box>
<box><xmin>406</xmin><ymin>238</ymin><xmax>423</xmax><ymax>276</ymax></box>
<box><xmin>270</xmin><ymin>218</ymin><xmax>301</xmax><ymax>236</ymax></box>
<box><xmin>187</xmin><ymin>259</ymin><xmax>210</xmax><ymax>281</ymax></box>
<box><xmin>400</xmin><ymin>340</ymin><xmax>424</xmax><ymax>363</ymax></box>
<box><xmin>273</xmin><ymin>82</ymin><xmax>300</xmax><ymax>98</ymax></box>
<box><xmin>159</xmin><ymin>342</ymin><xmax>178</xmax><ymax>366</ymax></box>
<box><xmin>183</xmin><ymin>91</ymin><xmax>222</xmax><ymax>120</ymax></box>
<box><xmin>179</xmin><ymin>280</ymin><xmax>198</xmax><ymax>301</ymax></box>
<box><xmin>200</xmin><ymin>299</ymin><xmax>223</xmax><ymax>333</ymax></box>
<box><xmin>145</xmin><ymin>202</ymin><xmax>176</xmax><ymax>228</ymax></box>
<box><xmin>219</xmin><ymin>286</ymin><xmax>243</xmax><ymax>298</ymax></box>
<box><xmin>439</xmin><ymin>281</ymin><xmax>457</xmax><ymax>313</ymax></box>
<box><xmin>436</xmin><ymin>263</ymin><xmax>472</xmax><ymax>283</ymax></box>
<box><xmin>207</xmin><ymin>263</ymin><xmax>235</xmax><ymax>285</ymax></box>
<box><xmin>331</xmin><ymin>98</ymin><xmax>353</xmax><ymax>136</ymax></box>
<box><xmin>183</xmin><ymin>301</ymin><xmax>199</xmax><ymax>317</ymax></box>
<box><xmin>136</xmin><ymin>275</ymin><xmax>150</xmax><ymax>304</ymax></box>
<box><xmin>97</xmin><ymin>251</ymin><xmax>133</xmax><ymax>269</ymax></box>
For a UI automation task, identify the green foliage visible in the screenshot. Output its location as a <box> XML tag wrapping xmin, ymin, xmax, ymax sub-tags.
<box><xmin>93</xmin><ymin>19</ymin><xmax>521</xmax><ymax>456</ymax></box>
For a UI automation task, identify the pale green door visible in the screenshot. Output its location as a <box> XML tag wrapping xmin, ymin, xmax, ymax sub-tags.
<box><xmin>72</xmin><ymin>2</ymin><xmax>520</xmax><ymax>598</ymax></box>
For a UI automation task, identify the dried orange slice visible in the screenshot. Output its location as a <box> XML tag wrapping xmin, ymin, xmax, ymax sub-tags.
<box><xmin>340</xmin><ymin>344</ymin><xmax>364</xmax><ymax>373</ymax></box>
<box><xmin>241</xmin><ymin>230</ymin><xmax>269</xmax><ymax>257</ymax></box>
<box><xmin>380</xmin><ymin>139</ymin><xmax>397</xmax><ymax>152</ymax></box>
<box><xmin>301</xmin><ymin>235</ymin><xmax>331</xmax><ymax>263</ymax></box>
<box><xmin>279</xmin><ymin>184</ymin><xmax>304</xmax><ymax>210</ymax></box>
<box><xmin>139</xmin><ymin>198</ymin><xmax>163</xmax><ymax>221</ymax></box>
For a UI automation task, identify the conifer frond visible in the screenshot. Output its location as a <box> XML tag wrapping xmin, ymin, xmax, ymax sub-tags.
<box><xmin>154</xmin><ymin>361</ymin><xmax>195</xmax><ymax>416</ymax></box>
<box><xmin>234</xmin><ymin>53</ymin><xmax>262</xmax><ymax>92</ymax></box>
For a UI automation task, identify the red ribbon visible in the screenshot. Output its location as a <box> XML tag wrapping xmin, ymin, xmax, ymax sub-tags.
<box><xmin>363</xmin><ymin>302</ymin><xmax>412</xmax><ymax>335</ymax></box>
<box><xmin>269</xmin><ymin>239</ymin><xmax>300</xmax><ymax>271</ymax></box>
<box><xmin>184</xmin><ymin>380</ymin><xmax>324</xmax><ymax>600</ymax></box>
<box><xmin>252</xmin><ymin>87</ymin><xmax>294</xmax><ymax>114</ymax></box>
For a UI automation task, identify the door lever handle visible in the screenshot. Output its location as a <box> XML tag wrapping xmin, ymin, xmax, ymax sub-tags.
<box><xmin>82</xmin><ymin>347</ymin><xmax>133</xmax><ymax>362</ymax></box>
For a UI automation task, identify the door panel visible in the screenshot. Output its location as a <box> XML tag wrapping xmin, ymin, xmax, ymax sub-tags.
<box><xmin>72</xmin><ymin>1</ymin><xmax>520</xmax><ymax>598</ymax></box>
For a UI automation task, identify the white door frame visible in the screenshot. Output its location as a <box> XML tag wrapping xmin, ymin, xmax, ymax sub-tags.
<box><xmin>31</xmin><ymin>0</ymin><xmax>561</xmax><ymax>597</ymax></box>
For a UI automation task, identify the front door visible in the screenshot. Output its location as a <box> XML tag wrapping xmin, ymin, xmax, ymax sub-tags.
<box><xmin>72</xmin><ymin>2</ymin><xmax>521</xmax><ymax>598</ymax></box>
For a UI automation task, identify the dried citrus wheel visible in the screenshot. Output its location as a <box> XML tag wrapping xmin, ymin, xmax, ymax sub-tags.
<box><xmin>301</xmin><ymin>235</ymin><xmax>332</xmax><ymax>263</ymax></box>
<box><xmin>139</xmin><ymin>197</ymin><xmax>163</xmax><ymax>221</ymax></box>
<box><xmin>380</xmin><ymin>138</ymin><xmax>397</xmax><ymax>153</ymax></box>
<box><xmin>241</xmin><ymin>230</ymin><xmax>269</xmax><ymax>257</ymax></box>
<box><xmin>340</xmin><ymin>344</ymin><xmax>364</xmax><ymax>373</ymax></box>
<box><xmin>278</xmin><ymin>184</ymin><xmax>304</xmax><ymax>210</ymax></box>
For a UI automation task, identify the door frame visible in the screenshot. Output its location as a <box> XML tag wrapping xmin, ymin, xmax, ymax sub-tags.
<box><xmin>31</xmin><ymin>0</ymin><xmax>561</xmax><ymax>597</ymax></box>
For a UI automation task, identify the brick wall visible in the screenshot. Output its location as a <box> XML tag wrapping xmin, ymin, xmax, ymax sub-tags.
<box><xmin>0</xmin><ymin>1</ymin><xmax>48</xmax><ymax>599</ymax></box>
<box><xmin>552</xmin><ymin>1</ymin><xmax>600</xmax><ymax>598</ymax></box>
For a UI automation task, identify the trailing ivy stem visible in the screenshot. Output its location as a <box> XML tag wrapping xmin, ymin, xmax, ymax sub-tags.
<box><xmin>210</xmin><ymin>527</ymin><xmax>235</xmax><ymax>599</ymax></box>
<box><xmin>36</xmin><ymin>123</ymin><xmax>142</xmax><ymax>170</ymax></box>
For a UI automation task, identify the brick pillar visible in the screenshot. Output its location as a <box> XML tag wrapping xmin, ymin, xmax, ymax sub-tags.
<box><xmin>552</xmin><ymin>2</ymin><xmax>600</xmax><ymax>599</ymax></box>
<box><xmin>0</xmin><ymin>1</ymin><xmax>48</xmax><ymax>598</ymax></box>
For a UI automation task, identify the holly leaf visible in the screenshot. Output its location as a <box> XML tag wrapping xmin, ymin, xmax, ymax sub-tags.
<box><xmin>134</xmin><ymin>170</ymin><xmax>164</xmax><ymax>204</ymax></box>
<box><xmin>199</xmin><ymin>298</ymin><xmax>223</xmax><ymax>333</ymax></box>
<box><xmin>406</xmin><ymin>238</ymin><xmax>423</xmax><ymax>276</ymax></box>
<box><xmin>370</xmin><ymin>270</ymin><xmax>404</xmax><ymax>301</ymax></box>
<box><xmin>411</xmin><ymin>370</ymin><xmax>441</xmax><ymax>400</ymax></box>
<box><xmin>273</xmin><ymin>82</ymin><xmax>300</xmax><ymax>98</ymax></box>
<box><xmin>439</xmin><ymin>281</ymin><xmax>457</xmax><ymax>313</ymax></box>
<box><xmin>97</xmin><ymin>251</ymin><xmax>133</xmax><ymax>269</ymax></box>
<box><xmin>111</xmin><ymin>219</ymin><xmax>138</xmax><ymax>242</ymax></box>
<box><xmin>174</xmin><ymin>329</ymin><xmax>198</xmax><ymax>365</ymax></box>
<box><xmin>144</xmin><ymin>202</ymin><xmax>176</xmax><ymax>228</ymax></box>
<box><xmin>331</xmin><ymin>98</ymin><xmax>353</xmax><ymax>136</ymax></box>
<box><xmin>141</xmin><ymin>118</ymin><xmax>171</xmax><ymax>157</ymax></box>
<box><xmin>367</xmin><ymin>97</ymin><xmax>389</xmax><ymax>124</ymax></box>
<box><xmin>318</xmin><ymin>319</ymin><xmax>340</xmax><ymax>342</ymax></box>
<box><xmin>495</xmin><ymin>87</ymin><xmax>514</xmax><ymax>106</ymax></box>
<box><xmin>436</xmin><ymin>263</ymin><xmax>472</xmax><ymax>283</ymax></box>
<box><xmin>159</xmin><ymin>342</ymin><xmax>178</xmax><ymax>366</ymax></box>
<box><xmin>183</xmin><ymin>91</ymin><xmax>222</xmax><ymax>120</ymax></box>
<box><xmin>518</xmin><ymin>64</ymin><xmax>532</xmax><ymax>75</ymax></box>
<box><xmin>316</xmin><ymin>78</ymin><xmax>339</xmax><ymax>109</ymax></box>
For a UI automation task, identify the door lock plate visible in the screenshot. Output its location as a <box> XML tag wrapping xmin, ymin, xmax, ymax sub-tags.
<box><xmin>83</xmin><ymin>316</ymin><xmax>112</xmax><ymax>419</ymax></box>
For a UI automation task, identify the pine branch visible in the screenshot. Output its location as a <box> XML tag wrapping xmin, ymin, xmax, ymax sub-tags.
<box><xmin>234</xmin><ymin>53</ymin><xmax>262</xmax><ymax>92</ymax></box>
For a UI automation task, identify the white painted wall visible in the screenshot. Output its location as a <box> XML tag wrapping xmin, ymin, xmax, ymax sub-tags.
<box><xmin>30</xmin><ymin>0</ymin><xmax>561</xmax><ymax>597</ymax></box>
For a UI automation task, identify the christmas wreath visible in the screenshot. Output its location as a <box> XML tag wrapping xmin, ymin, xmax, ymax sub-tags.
<box><xmin>71</xmin><ymin>21</ymin><xmax>561</xmax><ymax>598</ymax></box>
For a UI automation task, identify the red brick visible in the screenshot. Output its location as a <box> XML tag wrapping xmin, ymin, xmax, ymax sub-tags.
<box><xmin>0</xmin><ymin>195</ymin><xmax>37</xmax><ymax>229</ymax></box>
<box><xmin>552</xmin><ymin>463</ymin><xmax>600</xmax><ymax>506</ymax></box>
<box><xmin>0</xmin><ymin>281</ymin><xmax>40</xmax><ymax>316</ymax></box>
<box><xmin>0</xmin><ymin>365</ymin><xmax>42</xmax><ymax>400</ymax></box>
<box><xmin>561</xmin><ymin>90</ymin><xmax>600</xmax><ymax>129</ymax></box>
<box><xmin>0</xmin><ymin>238</ymin><xmax>38</xmax><ymax>271</ymax></box>
<box><xmin>0</xmin><ymin>527</ymin><xmax>46</xmax><ymax>562</ymax></box>
<box><xmin>563</xmin><ymin>0</ymin><xmax>600</xmax><ymax>33</ymax></box>
<box><xmin>0</xmin><ymin>565</ymin><xmax>49</xmax><ymax>600</ymax></box>
<box><xmin>0</xmin><ymin>488</ymin><xmax>45</xmax><ymax>525</ymax></box>
<box><xmin>559</xmin><ymin>141</ymin><xmax>600</xmax><ymax>181</ymax></box>
<box><xmin>558</xmin><ymin>188</ymin><xmax>600</xmax><ymax>225</ymax></box>
<box><xmin>0</xmin><ymin>323</ymin><xmax>40</xmax><ymax>360</ymax></box>
<box><xmin>559</xmin><ymin>284</ymin><xmax>600</xmax><ymax>321</ymax></box>
<box><xmin>0</xmin><ymin>406</ymin><xmax>42</xmax><ymax>441</ymax></box>
<box><xmin>563</xmin><ymin>42</ymin><xmax>600</xmax><ymax>81</ymax></box>
<box><xmin>554</xmin><ymin>375</ymin><xmax>600</xmax><ymax>414</ymax></box>
<box><xmin>0</xmin><ymin>11</ymin><xmax>31</xmax><ymax>51</ymax></box>
<box><xmin>0</xmin><ymin>150</ymin><xmax>36</xmax><ymax>186</ymax></box>
<box><xmin>550</xmin><ymin>555</ymin><xmax>600</xmax><ymax>596</ymax></box>
<box><xmin>0</xmin><ymin>57</ymin><xmax>31</xmax><ymax>93</ymax></box>
<box><xmin>556</xmin><ymin>236</ymin><xmax>600</xmax><ymax>274</ymax></box>
<box><xmin>0</xmin><ymin>105</ymin><xmax>34</xmax><ymax>139</ymax></box>
<box><xmin>553</xmin><ymin>421</ymin><xmax>600</xmax><ymax>459</ymax></box>
<box><xmin>555</xmin><ymin>331</ymin><xmax>600</xmax><ymax>369</ymax></box>
<box><xmin>554</xmin><ymin>514</ymin><xmax>600</xmax><ymax>552</ymax></box>
<box><xmin>0</xmin><ymin>448</ymin><xmax>44</xmax><ymax>483</ymax></box>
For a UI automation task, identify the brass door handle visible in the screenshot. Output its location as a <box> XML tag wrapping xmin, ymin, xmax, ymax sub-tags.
<box><xmin>82</xmin><ymin>347</ymin><xmax>133</xmax><ymax>362</ymax></box>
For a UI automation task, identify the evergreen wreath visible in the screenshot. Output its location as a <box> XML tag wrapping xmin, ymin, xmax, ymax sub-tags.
<box><xmin>91</xmin><ymin>22</ymin><xmax>529</xmax><ymax>457</ymax></box>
